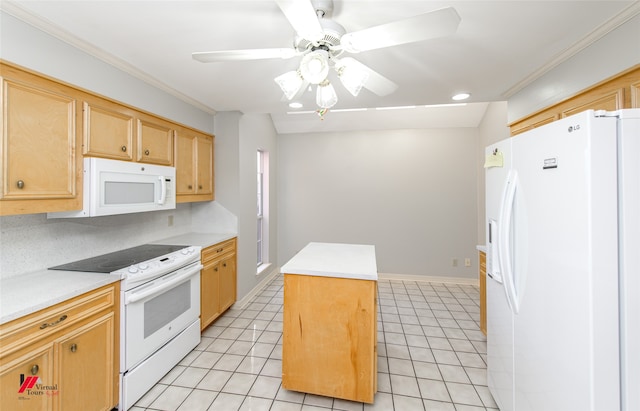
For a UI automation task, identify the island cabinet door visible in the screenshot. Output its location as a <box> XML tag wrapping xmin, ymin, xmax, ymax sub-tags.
<box><xmin>282</xmin><ymin>274</ymin><xmax>377</xmax><ymax>404</ymax></box>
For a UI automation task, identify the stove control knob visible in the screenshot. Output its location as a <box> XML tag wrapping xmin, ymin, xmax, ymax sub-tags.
<box><xmin>128</xmin><ymin>266</ymin><xmax>139</xmax><ymax>274</ymax></box>
<box><xmin>181</xmin><ymin>247</ymin><xmax>194</xmax><ymax>255</ymax></box>
<box><xmin>138</xmin><ymin>263</ymin><xmax>149</xmax><ymax>270</ymax></box>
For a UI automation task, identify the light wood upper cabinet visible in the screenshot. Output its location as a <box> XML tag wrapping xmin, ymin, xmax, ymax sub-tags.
<box><xmin>175</xmin><ymin>128</ymin><xmax>214</xmax><ymax>203</ymax></box>
<box><xmin>0</xmin><ymin>63</ymin><xmax>82</xmax><ymax>216</ymax></box>
<box><xmin>510</xmin><ymin>65</ymin><xmax>639</xmax><ymax>135</ymax></box>
<box><xmin>83</xmin><ymin>98</ymin><xmax>135</xmax><ymax>161</ymax></box>
<box><xmin>137</xmin><ymin>116</ymin><xmax>174</xmax><ymax>165</ymax></box>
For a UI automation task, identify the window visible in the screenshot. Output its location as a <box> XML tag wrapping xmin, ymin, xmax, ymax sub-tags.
<box><xmin>257</xmin><ymin>150</ymin><xmax>269</xmax><ymax>271</ymax></box>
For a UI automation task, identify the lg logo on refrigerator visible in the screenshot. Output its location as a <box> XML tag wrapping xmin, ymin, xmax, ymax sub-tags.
<box><xmin>568</xmin><ymin>124</ymin><xmax>581</xmax><ymax>132</ymax></box>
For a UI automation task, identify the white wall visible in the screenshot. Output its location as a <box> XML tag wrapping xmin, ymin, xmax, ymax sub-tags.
<box><xmin>210</xmin><ymin>113</ymin><xmax>279</xmax><ymax>301</ymax></box>
<box><xmin>278</xmin><ymin>128</ymin><xmax>480</xmax><ymax>279</ymax></box>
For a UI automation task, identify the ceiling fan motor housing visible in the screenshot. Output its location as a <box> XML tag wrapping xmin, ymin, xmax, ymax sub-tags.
<box><xmin>295</xmin><ymin>18</ymin><xmax>346</xmax><ymax>58</ymax></box>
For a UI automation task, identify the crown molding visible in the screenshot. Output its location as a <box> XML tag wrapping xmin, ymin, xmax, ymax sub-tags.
<box><xmin>1</xmin><ymin>1</ymin><xmax>217</xmax><ymax>115</ymax></box>
<box><xmin>502</xmin><ymin>1</ymin><xmax>640</xmax><ymax>99</ymax></box>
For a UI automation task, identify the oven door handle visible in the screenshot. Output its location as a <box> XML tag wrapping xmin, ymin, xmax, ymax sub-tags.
<box><xmin>125</xmin><ymin>264</ymin><xmax>202</xmax><ymax>305</ymax></box>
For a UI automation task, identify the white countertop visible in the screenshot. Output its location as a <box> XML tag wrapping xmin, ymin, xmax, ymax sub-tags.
<box><xmin>280</xmin><ymin>242</ymin><xmax>378</xmax><ymax>281</ymax></box>
<box><xmin>476</xmin><ymin>245</ymin><xmax>487</xmax><ymax>253</ymax></box>
<box><xmin>0</xmin><ymin>270</ymin><xmax>121</xmax><ymax>325</ymax></box>
<box><xmin>152</xmin><ymin>232</ymin><xmax>237</xmax><ymax>248</ymax></box>
<box><xmin>1</xmin><ymin>231</ymin><xmax>236</xmax><ymax>325</ymax></box>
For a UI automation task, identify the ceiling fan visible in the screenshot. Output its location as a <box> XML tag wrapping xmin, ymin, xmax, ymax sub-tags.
<box><xmin>192</xmin><ymin>0</ymin><xmax>461</xmax><ymax>110</ymax></box>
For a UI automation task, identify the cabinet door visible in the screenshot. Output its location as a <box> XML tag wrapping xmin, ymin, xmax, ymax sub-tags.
<box><xmin>1</xmin><ymin>69</ymin><xmax>81</xmax><ymax>215</ymax></box>
<box><xmin>196</xmin><ymin>135</ymin><xmax>213</xmax><ymax>196</ymax></box>
<box><xmin>175</xmin><ymin>132</ymin><xmax>196</xmax><ymax>196</ymax></box>
<box><xmin>83</xmin><ymin>99</ymin><xmax>134</xmax><ymax>160</ymax></box>
<box><xmin>56</xmin><ymin>313</ymin><xmax>115</xmax><ymax>411</ymax></box>
<box><xmin>219</xmin><ymin>254</ymin><xmax>237</xmax><ymax>312</ymax></box>
<box><xmin>0</xmin><ymin>344</ymin><xmax>54</xmax><ymax>410</ymax></box>
<box><xmin>200</xmin><ymin>260</ymin><xmax>221</xmax><ymax>331</ymax></box>
<box><xmin>137</xmin><ymin>117</ymin><xmax>174</xmax><ymax>165</ymax></box>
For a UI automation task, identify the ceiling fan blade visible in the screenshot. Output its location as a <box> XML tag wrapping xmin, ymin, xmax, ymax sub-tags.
<box><xmin>338</xmin><ymin>57</ymin><xmax>398</xmax><ymax>96</ymax></box>
<box><xmin>341</xmin><ymin>7</ymin><xmax>461</xmax><ymax>53</ymax></box>
<box><xmin>192</xmin><ymin>48</ymin><xmax>297</xmax><ymax>63</ymax></box>
<box><xmin>275</xmin><ymin>0</ymin><xmax>324</xmax><ymax>42</ymax></box>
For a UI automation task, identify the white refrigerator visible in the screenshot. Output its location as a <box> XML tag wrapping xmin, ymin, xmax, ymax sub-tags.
<box><xmin>485</xmin><ymin>109</ymin><xmax>639</xmax><ymax>411</ymax></box>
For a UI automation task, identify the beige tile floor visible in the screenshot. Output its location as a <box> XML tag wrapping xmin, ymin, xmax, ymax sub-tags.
<box><xmin>130</xmin><ymin>274</ymin><xmax>498</xmax><ymax>411</ymax></box>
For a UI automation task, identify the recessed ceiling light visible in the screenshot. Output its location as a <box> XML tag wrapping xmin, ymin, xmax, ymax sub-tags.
<box><xmin>452</xmin><ymin>93</ymin><xmax>470</xmax><ymax>101</ymax></box>
<box><xmin>288</xmin><ymin>102</ymin><xmax>303</xmax><ymax>109</ymax></box>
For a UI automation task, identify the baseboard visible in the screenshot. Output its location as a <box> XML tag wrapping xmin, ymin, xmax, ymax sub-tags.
<box><xmin>378</xmin><ymin>272</ymin><xmax>479</xmax><ymax>286</ymax></box>
<box><xmin>235</xmin><ymin>266</ymin><xmax>281</xmax><ymax>309</ymax></box>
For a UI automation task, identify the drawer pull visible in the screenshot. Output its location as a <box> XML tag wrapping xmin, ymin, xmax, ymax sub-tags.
<box><xmin>16</xmin><ymin>180</ymin><xmax>25</xmax><ymax>189</ymax></box>
<box><xmin>217</xmin><ymin>248</ymin><xmax>223</xmax><ymax>253</ymax></box>
<box><xmin>40</xmin><ymin>314</ymin><xmax>68</xmax><ymax>329</ymax></box>
<box><xmin>30</xmin><ymin>364</ymin><xmax>39</xmax><ymax>375</ymax></box>
<box><xmin>70</xmin><ymin>343</ymin><xmax>78</xmax><ymax>353</ymax></box>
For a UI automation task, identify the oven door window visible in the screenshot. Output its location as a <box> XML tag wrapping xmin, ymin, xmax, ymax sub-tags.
<box><xmin>124</xmin><ymin>267</ymin><xmax>200</xmax><ymax>370</ymax></box>
<box><xmin>144</xmin><ymin>281</ymin><xmax>190</xmax><ymax>338</ymax></box>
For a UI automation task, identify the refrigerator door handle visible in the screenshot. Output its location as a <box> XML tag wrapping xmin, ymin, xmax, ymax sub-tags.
<box><xmin>498</xmin><ymin>170</ymin><xmax>520</xmax><ymax>314</ymax></box>
<box><xmin>487</xmin><ymin>219</ymin><xmax>501</xmax><ymax>282</ymax></box>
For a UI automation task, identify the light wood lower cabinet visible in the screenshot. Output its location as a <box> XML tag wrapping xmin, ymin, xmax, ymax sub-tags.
<box><xmin>479</xmin><ymin>251</ymin><xmax>487</xmax><ymax>335</ymax></box>
<box><xmin>200</xmin><ymin>238</ymin><xmax>237</xmax><ymax>331</ymax></box>
<box><xmin>282</xmin><ymin>274</ymin><xmax>377</xmax><ymax>404</ymax></box>
<box><xmin>0</xmin><ymin>283</ymin><xmax>119</xmax><ymax>411</ymax></box>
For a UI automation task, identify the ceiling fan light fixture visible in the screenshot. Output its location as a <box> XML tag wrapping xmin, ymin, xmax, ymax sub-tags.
<box><xmin>300</xmin><ymin>49</ymin><xmax>330</xmax><ymax>84</ymax></box>
<box><xmin>316</xmin><ymin>80</ymin><xmax>338</xmax><ymax>109</ymax></box>
<box><xmin>275</xmin><ymin>70</ymin><xmax>305</xmax><ymax>100</ymax></box>
<box><xmin>336</xmin><ymin>60</ymin><xmax>369</xmax><ymax>97</ymax></box>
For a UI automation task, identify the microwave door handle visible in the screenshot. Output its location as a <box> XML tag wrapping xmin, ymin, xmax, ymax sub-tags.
<box><xmin>158</xmin><ymin>176</ymin><xmax>167</xmax><ymax>205</ymax></box>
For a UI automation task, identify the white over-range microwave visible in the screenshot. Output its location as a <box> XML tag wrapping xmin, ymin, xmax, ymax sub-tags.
<box><xmin>48</xmin><ymin>157</ymin><xmax>176</xmax><ymax>218</ymax></box>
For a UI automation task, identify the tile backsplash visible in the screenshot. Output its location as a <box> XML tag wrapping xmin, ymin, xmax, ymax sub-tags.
<box><xmin>0</xmin><ymin>204</ymin><xmax>193</xmax><ymax>279</ymax></box>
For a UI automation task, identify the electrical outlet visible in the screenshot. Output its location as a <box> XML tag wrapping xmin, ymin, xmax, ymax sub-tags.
<box><xmin>168</xmin><ymin>215</ymin><xmax>174</xmax><ymax>226</ymax></box>
<box><xmin>452</xmin><ymin>258</ymin><xmax>458</xmax><ymax>267</ymax></box>
<box><xmin>465</xmin><ymin>258</ymin><xmax>471</xmax><ymax>267</ymax></box>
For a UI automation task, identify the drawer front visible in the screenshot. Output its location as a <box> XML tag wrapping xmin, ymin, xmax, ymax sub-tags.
<box><xmin>0</xmin><ymin>283</ymin><xmax>117</xmax><ymax>359</ymax></box>
<box><xmin>202</xmin><ymin>238</ymin><xmax>236</xmax><ymax>263</ymax></box>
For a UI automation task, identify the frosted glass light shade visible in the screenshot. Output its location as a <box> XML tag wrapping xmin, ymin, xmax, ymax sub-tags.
<box><xmin>274</xmin><ymin>70</ymin><xmax>304</xmax><ymax>100</ymax></box>
<box><xmin>300</xmin><ymin>50</ymin><xmax>330</xmax><ymax>84</ymax></box>
<box><xmin>316</xmin><ymin>81</ymin><xmax>338</xmax><ymax>109</ymax></box>
<box><xmin>337</xmin><ymin>61</ymin><xmax>369</xmax><ymax>96</ymax></box>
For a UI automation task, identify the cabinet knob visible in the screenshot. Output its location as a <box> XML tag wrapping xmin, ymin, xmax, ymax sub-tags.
<box><xmin>30</xmin><ymin>364</ymin><xmax>39</xmax><ymax>375</ymax></box>
<box><xmin>214</xmin><ymin>267</ymin><xmax>218</xmax><ymax>272</ymax></box>
<box><xmin>16</xmin><ymin>180</ymin><xmax>24</xmax><ymax>189</ymax></box>
<box><xmin>188</xmin><ymin>185</ymin><xmax>193</xmax><ymax>189</ymax></box>
<box><xmin>70</xmin><ymin>343</ymin><xmax>78</xmax><ymax>353</ymax></box>
<box><xmin>121</xmin><ymin>145</ymin><xmax>127</xmax><ymax>152</ymax></box>
<box><xmin>199</xmin><ymin>185</ymin><xmax>203</xmax><ymax>189</ymax></box>
<box><xmin>144</xmin><ymin>149</ymin><xmax>150</xmax><ymax>155</ymax></box>
<box><xmin>223</xmin><ymin>263</ymin><xmax>227</xmax><ymax>268</ymax></box>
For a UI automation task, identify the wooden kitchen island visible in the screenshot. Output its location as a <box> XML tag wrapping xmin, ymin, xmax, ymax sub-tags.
<box><xmin>281</xmin><ymin>242</ymin><xmax>378</xmax><ymax>404</ymax></box>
